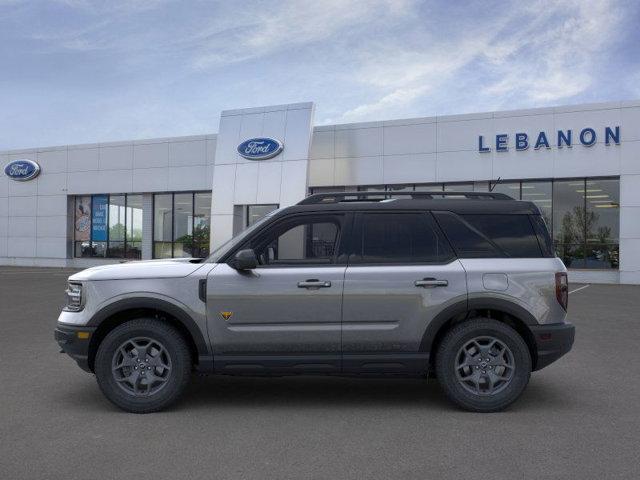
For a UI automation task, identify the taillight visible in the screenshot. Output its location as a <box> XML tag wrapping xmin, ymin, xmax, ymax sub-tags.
<box><xmin>555</xmin><ymin>272</ymin><xmax>568</xmax><ymax>311</ymax></box>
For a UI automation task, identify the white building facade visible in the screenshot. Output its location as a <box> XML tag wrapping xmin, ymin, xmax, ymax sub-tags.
<box><xmin>2</xmin><ymin>100</ymin><xmax>639</xmax><ymax>284</ymax></box>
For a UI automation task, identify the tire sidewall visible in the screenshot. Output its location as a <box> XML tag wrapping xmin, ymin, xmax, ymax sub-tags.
<box><xmin>95</xmin><ymin>320</ymin><xmax>190</xmax><ymax>413</ymax></box>
<box><xmin>436</xmin><ymin>320</ymin><xmax>532</xmax><ymax>412</ymax></box>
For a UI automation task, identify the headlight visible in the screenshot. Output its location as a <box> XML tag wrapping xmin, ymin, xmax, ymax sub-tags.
<box><xmin>64</xmin><ymin>282</ymin><xmax>84</xmax><ymax>312</ymax></box>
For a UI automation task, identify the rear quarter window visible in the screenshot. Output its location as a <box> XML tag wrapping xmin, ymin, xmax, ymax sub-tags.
<box><xmin>433</xmin><ymin>212</ymin><xmax>502</xmax><ymax>258</ymax></box>
<box><xmin>530</xmin><ymin>214</ymin><xmax>554</xmax><ymax>257</ymax></box>
<box><xmin>461</xmin><ymin>214</ymin><xmax>543</xmax><ymax>258</ymax></box>
<box><xmin>434</xmin><ymin>212</ymin><xmax>544</xmax><ymax>258</ymax></box>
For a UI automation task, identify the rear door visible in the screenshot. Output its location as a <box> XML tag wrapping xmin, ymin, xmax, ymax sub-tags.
<box><xmin>341</xmin><ymin>211</ymin><xmax>467</xmax><ymax>374</ymax></box>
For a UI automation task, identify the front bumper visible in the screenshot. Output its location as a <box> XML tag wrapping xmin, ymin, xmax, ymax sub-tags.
<box><xmin>54</xmin><ymin>324</ymin><xmax>97</xmax><ymax>373</ymax></box>
<box><xmin>530</xmin><ymin>322</ymin><xmax>575</xmax><ymax>371</ymax></box>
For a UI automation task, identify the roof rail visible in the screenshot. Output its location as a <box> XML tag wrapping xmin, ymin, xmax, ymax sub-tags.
<box><xmin>298</xmin><ymin>191</ymin><xmax>513</xmax><ymax>205</ymax></box>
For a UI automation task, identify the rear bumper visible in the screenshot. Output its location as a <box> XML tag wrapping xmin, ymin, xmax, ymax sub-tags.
<box><xmin>54</xmin><ymin>324</ymin><xmax>96</xmax><ymax>373</ymax></box>
<box><xmin>530</xmin><ymin>322</ymin><xmax>575</xmax><ymax>371</ymax></box>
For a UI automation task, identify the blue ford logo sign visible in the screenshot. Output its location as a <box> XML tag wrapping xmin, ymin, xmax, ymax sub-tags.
<box><xmin>4</xmin><ymin>159</ymin><xmax>41</xmax><ymax>181</ymax></box>
<box><xmin>237</xmin><ymin>138</ymin><xmax>283</xmax><ymax>160</ymax></box>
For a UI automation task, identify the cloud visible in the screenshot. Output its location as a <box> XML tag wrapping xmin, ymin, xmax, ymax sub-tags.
<box><xmin>334</xmin><ymin>0</ymin><xmax>627</xmax><ymax>122</ymax></box>
<box><xmin>481</xmin><ymin>0</ymin><xmax>622</xmax><ymax>104</ymax></box>
<box><xmin>0</xmin><ymin>0</ymin><xmax>635</xmax><ymax>149</ymax></box>
<box><xmin>190</xmin><ymin>0</ymin><xmax>414</xmax><ymax>70</ymax></box>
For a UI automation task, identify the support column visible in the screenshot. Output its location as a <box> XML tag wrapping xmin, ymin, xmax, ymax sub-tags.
<box><xmin>142</xmin><ymin>193</ymin><xmax>153</xmax><ymax>260</ymax></box>
<box><xmin>210</xmin><ymin>102</ymin><xmax>315</xmax><ymax>251</ymax></box>
<box><xmin>619</xmin><ymin>173</ymin><xmax>640</xmax><ymax>283</ymax></box>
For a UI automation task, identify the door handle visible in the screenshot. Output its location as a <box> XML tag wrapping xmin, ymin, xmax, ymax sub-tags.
<box><xmin>415</xmin><ymin>278</ymin><xmax>448</xmax><ymax>288</ymax></box>
<box><xmin>297</xmin><ymin>279</ymin><xmax>332</xmax><ymax>289</ymax></box>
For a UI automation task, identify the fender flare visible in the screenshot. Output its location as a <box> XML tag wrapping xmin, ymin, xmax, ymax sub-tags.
<box><xmin>419</xmin><ymin>297</ymin><xmax>537</xmax><ymax>353</ymax></box>
<box><xmin>87</xmin><ymin>297</ymin><xmax>211</xmax><ymax>360</ymax></box>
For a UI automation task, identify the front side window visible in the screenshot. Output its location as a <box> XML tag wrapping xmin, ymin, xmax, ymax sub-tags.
<box><xmin>352</xmin><ymin>213</ymin><xmax>453</xmax><ymax>264</ymax></box>
<box><xmin>244</xmin><ymin>216</ymin><xmax>341</xmax><ymax>266</ymax></box>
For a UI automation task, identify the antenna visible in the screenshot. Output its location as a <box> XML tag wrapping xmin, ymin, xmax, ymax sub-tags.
<box><xmin>489</xmin><ymin>177</ymin><xmax>502</xmax><ymax>192</ymax></box>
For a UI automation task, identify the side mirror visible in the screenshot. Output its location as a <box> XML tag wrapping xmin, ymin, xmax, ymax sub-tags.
<box><xmin>232</xmin><ymin>249</ymin><xmax>257</xmax><ymax>270</ymax></box>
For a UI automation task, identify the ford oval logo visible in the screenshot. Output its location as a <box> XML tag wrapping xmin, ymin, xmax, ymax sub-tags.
<box><xmin>4</xmin><ymin>159</ymin><xmax>41</xmax><ymax>181</ymax></box>
<box><xmin>237</xmin><ymin>137</ymin><xmax>283</xmax><ymax>160</ymax></box>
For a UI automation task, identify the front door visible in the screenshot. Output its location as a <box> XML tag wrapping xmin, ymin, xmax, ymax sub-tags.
<box><xmin>341</xmin><ymin>212</ymin><xmax>468</xmax><ymax>374</ymax></box>
<box><xmin>207</xmin><ymin>213</ymin><xmax>348</xmax><ymax>373</ymax></box>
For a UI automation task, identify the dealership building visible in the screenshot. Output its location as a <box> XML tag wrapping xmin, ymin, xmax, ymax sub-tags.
<box><xmin>1</xmin><ymin>100</ymin><xmax>639</xmax><ymax>284</ymax></box>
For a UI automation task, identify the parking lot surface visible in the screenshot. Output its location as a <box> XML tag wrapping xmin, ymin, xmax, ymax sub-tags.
<box><xmin>1</xmin><ymin>267</ymin><xmax>639</xmax><ymax>479</ymax></box>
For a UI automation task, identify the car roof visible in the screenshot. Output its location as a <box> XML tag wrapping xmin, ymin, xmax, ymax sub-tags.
<box><xmin>280</xmin><ymin>192</ymin><xmax>541</xmax><ymax>216</ymax></box>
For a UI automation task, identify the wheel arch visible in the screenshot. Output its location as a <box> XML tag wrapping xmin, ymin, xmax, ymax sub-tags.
<box><xmin>421</xmin><ymin>298</ymin><xmax>539</xmax><ymax>370</ymax></box>
<box><xmin>86</xmin><ymin>297</ymin><xmax>212</xmax><ymax>373</ymax></box>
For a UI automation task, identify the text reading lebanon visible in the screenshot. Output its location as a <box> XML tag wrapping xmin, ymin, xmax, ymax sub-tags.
<box><xmin>478</xmin><ymin>126</ymin><xmax>620</xmax><ymax>152</ymax></box>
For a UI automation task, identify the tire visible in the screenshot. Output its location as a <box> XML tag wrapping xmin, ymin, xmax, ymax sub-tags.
<box><xmin>435</xmin><ymin>318</ymin><xmax>531</xmax><ymax>412</ymax></box>
<box><xmin>95</xmin><ymin>318</ymin><xmax>192</xmax><ymax>413</ymax></box>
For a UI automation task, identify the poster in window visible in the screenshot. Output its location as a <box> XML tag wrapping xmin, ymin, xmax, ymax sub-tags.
<box><xmin>92</xmin><ymin>195</ymin><xmax>108</xmax><ymax>242</ymax></box>
<box><xmin>74</xmin><ymin>196</ymin><xmax>91</xmax><ymax>241</ymax></box>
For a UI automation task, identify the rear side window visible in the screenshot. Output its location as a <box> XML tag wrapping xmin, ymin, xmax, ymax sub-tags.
<box><xmin>433</xmin><ymin>212</ymin><xmax>502</xmax><ymax>258</ymax></box>
<box><xmin>434</xmin><ymin>212</ymin><xmax>544</xmax><ymax>258</ymax></box>
<box><xmin>530</xmin><ymin>215</ymin><xmax>554</xmax><ymax>257</ymax></box>
<box><xmin>462</xmin><ymin>214</ymin><xmax>542</xmax><ymax>258</ymax></box>
<box><xmin>351</xmin><ymin>212</ymin><xmax>454</xmax><ymax>264</ymax></box>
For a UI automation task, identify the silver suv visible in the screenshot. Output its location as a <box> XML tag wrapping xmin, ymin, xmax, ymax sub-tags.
<box><xmin>55</xmin><ymin>191</ymin><xmax>575</xmax><ymax>413</ymax></box>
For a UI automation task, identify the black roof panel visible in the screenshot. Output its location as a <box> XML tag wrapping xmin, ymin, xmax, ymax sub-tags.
<box><xmin>282</xmin><ymin>197</ymin><xmax>541</xmax><ymax>215</ymax></box>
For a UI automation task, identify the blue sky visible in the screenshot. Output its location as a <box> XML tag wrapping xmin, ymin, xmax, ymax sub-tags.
<box><xmin>1</xmin><ymin>0</ymin><xmax>638</xmax><ymax>150</ymax></box>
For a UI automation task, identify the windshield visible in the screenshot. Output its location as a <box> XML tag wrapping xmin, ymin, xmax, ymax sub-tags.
<box><xmin>204</xmin><ymin>209</ymin><xmax>281</xmax><ymax>263</ymax></box>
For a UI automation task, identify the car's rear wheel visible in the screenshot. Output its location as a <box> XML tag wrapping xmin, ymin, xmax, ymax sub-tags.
<box><xmin>95</xmin><ymin>319</ymin><xmax>191</xmax><ymax>413</ymax></box>
<box><xmin>435</xmin><ymin>318</ymin><xmax>531</xmax><ymax>412</ymax></box>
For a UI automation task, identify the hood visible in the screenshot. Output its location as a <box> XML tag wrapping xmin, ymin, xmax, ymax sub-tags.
<box><xmin>69</xmin><ymin>258</ymin><xmax>207</xmax><ymax>281</ymax></box>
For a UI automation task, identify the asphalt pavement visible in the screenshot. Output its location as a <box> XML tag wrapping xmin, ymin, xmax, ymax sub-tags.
<box><xmin>0</xmin><ymin>267</ymin><xmax>639</xmax><ymax>479</ymax></box>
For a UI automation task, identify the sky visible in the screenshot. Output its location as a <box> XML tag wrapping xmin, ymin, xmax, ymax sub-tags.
<box><xmin>1</xmin><ymin>0</ymin><xmax>639</xmax><ymax>150</ymax></box>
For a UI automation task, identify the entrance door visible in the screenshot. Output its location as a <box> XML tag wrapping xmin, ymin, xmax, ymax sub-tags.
<box><xmin>207</xmin><ymin>213</ymin><xmax>348</xmax><ymax>373</ymax></box>
<box><xmin>341</xmin><ymin>212</ymin><xmax>468</xmax><ymax>374</ymax></box>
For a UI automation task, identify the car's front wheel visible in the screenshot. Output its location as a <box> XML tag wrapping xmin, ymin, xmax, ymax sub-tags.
<box><xmin>435</xmin><ymin>318</ymin><xmax>532</xmax><ymax>412</ymax></box>
<box><xmin>94</xmin><ymin>319</ymin><xmax>192</xmax><ymax>413</ymax></box>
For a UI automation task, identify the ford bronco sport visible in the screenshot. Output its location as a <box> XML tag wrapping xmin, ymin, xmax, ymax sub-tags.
<box><xmin>55</xmin><ymin>191</ymin><xmax>575</xmax><ymax>413</ymax></box>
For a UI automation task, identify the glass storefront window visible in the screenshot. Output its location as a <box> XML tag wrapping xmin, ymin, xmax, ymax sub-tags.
<box><xmin>553</xmin><ymin>179</ymin><xmax>600</xmax><ymax>269</ymax></box>
<box><xmin>154</xmin><ymin>194</ymin><xmax>172</xmax><ymax>258</ymax></box>
<box><xmin>584</xmin><ymin>178</ymin><xmax>619</xmax><ymax>269</ymax></box>
<box><xmin>194</xmin><ymin>192</ymin><xmax>212</xmax><ymax>258</ymax></box>
<box><xmin>153</xmin><ymin>192</ymin><xmax>212</xmax><ymax>259</ymax></box>
<box><xmin>108</xmin><ymin>195</ymin><xmax>125</xmax><ymax>258</ymax></box>
<box><xmin>74</xmin><ymin>196</ymin><xmax>92</xmax><ymax>257</ymax></box>
<box><xmin>443</xmin><ymin>183</ymin><xmax>473</xmax><ymax>192</ymax></box>
<box><xmin>490</xmin><ymin>181</ymin><xmax>520</xmax><ymax>200</ymax></box>
<box><xmin>553</xmin><ymin>179</ymin><xmax>586</xmax><ymax>247</ymax></box>
<box><xmin>126</xmin><ymin>195</ymin><xmax>143</xmax><ymax>259</ymax></box>
<box><xmin>473</xmin><ymin>182</ymin><xmax>489</xmax><ymax>192</ymax></box>
<box><xmin>74</xmin><ymin>193</ymin><xmax>144</xmax><ymax>259</ymax></box>
<box><xmin>247</xmin><ymin>204</ymin><xmax>278</xmax><ymax>227</ymax></box>
<box><xmin>173</xmin><ymin>193</ymin><xmax>193</xmax><ymax>258</ymax></box>
<box><xmin>357</xmin><ymin>185</ymin><xmax>386</xmax><ymax>200</ymax></box>
<box><xmin>522</xmin><ymin>181</ymin><xmax>552</xmax><ymax>229</ymax></box>
<box><xmin>414</xmin><ymin>184</ymin><xmax>443</xmax><ymax>191</ymax></box>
